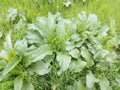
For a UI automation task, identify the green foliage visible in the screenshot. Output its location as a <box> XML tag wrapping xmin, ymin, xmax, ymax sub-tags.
<box><xmin>0</xmin><ymin>8</ymin><xmax>120</xmax><ymax>90</ymax></box>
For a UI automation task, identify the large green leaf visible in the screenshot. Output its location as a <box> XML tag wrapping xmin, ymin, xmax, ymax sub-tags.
<box><xmin>22</xmin><ymin>79</ymin><xmax>34</xmax><ymax>90</ymax></box>
<box><xmin>14</xmin><ymin>74</ymin><xmax>24</xmax><ymax>90</ymax></box>
<box><xmin>56</xmin><ymin>53</ymin><xmax>71</xmax><ymax>76</ymax></box>
<box><xmin>0</xmin><ymin>56</ymin><xmax>22</xmax><ymax>81</ymax></box>
<box><xmin>31</xmin><ymin>60</ymin><xmax>51</xmax><ymax>75</ymax></box>
<box><xmin>69</xmin><ymin>48</ymin><xmax>80</xmax><ymax>59</ymax></box>
<box><xmin>99</xmin><ymin>77</ymin><xmax>112</xmax><ymax>90</ymax></box>
<box><xmin>69</xmin><ymin>60</ymin><xmax>86</xmax><ymax>72</ymax></box>
<box><xmin>14</xmin><ymin>39</ymin><xmax>28</xmax><ymax>55</ymax></box>
<box><xmin>0</xmin><ymin>50</ymin><xmax>8</xmax><ymax>59</ymax></box>
<box><xmin>23</xmin><ymin>44</ymin><xmax>53</xmax><ymax>66</ymax></box>
<box><xmin>86</xmin><ymin>72</ymin><xmax>99</xmax><ymax>89</ymax></box>
<box><xmin>67</xmin><ymin>80</ymin><xmax>86</xmax><ymax>90</ymax></box>
<box><xmin>74</xmin><ymin>80</ymin><xmax>86</xmax><ymax>90</ymax></box>
<box><xmin>81</xmin><ymin>46</ymin><xmax>90</xmax><ymax>61</ymax></box>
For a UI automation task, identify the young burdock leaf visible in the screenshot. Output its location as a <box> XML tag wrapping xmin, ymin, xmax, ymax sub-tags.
<box><xmin>4</xmin><ymin>31</ymin><xmax>13</xmax><ymax>51</ymax></box>
<box><xmin>86</xmin><ymin>13</ymin><xmax>100</xmax><ymax>31</ymax></box>
<box><xmin>67</xmin><ymin>80</ymin><xmax>86</xmax><ymax>90</ymax></box>
<box><xmin>14</xmin><ymin>19</ymin><xmax>26</xmax><ymax>30</ymax></box>
<box><xmin>69</xmin><ymin>60</ymin><xmax>86</xmax><ymax>72</ymax></box>
<box><xmin>14</xmin><ymin>74</ymin><xmax>24</xmax><ymax>90</ymax></box>
<box><xmin>23</xmin><ymin>44</ymin><xmax>53</xmax><ymax>66</ymax></box>
<box><xmin>78</xmin><ymin>11</ymin><xmax>87</xmax><ymax>22</ymax></box>
<box><xmin>98</xmin><ymin>25</ymin><xmax>110</xmax><ymax>39</ymax></box>
<box><xmin>69</xmin><ymin>48</ymin><xmax>80</xmax><ymax>59</ymax></box>
<box><xmin>22</xmin><ymin>79</ymin><xmax>34</xmax><ymax>90</ymax></box>
<box><xmin>1</xmin><ymin>56</ymin><xmax>22</xmax><ymax>81</ymax></box>
<box><xmin>86</xmin><ymin>72</ymin><xmax>99</xmax><ymax>89</ymax></box>
<box><xmin>0</xmin><ymin>50</ymin><xmax>8</xmax><ymax>59</ymax></box>
<box><xmin>74</xmin><ymin>80</ymin><xmax>86</xmax><ymax>90</ymax></box>
<box><xmin>31</xmin><ymin>60</ymin><xmax>51</xmax><ymax>75</ymax></box>
<box><xmin>47</xmin><ymin>12</ymin><xmax>56</xmax><ymax>31</ymax></box>
<box><xmin>75</xmin><ymin>60</ymin><xmax>86</xmax><ymax>72</ymax></box>
<box><xmin>57</xmin><ymin>53</ymin><xmax>71</xmax><ymax>76</ymax></box>
<box><xmin>71</xmin><ymin>33</ymin><xmax>81</xmax><ymax>42</ymax></box>
<box><xmin>6</xmin><ymin>8</ymin><xmax>17</xmax><ymax>22</ymax></box>
<box><xmin>65</xmin><ymin>41</ymin><xmax>75</xmax><ymax>51</ymax></box>
<box><xmin>81</xmin><ymin>46</ymin><xmax>90</xmax><ymax>61</ymax></box>
<box><xmin>14</xmin><ymin>39</ymin><xmax>28</xmax><ymax>56</ymax></box>
<box><xmin>99</xmin><ymin>77</ymin><xmax>112</xmax><ymax>90</ymax></box>
<box><xmin>25</xmin><ymin>29</ymin><xmax>43</xmax><ymax>44</ymax></box>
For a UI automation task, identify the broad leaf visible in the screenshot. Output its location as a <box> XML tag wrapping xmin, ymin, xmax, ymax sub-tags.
<box><xmin>22</xmin><ymin>79</ymin><xmax>34</xmax><ymax>90</ymax></box>
<box><xmin>81</xmin><ymin>46</ymin><xmax>90</xmax><ymax>61</ymax></box>
<box><xmin>1</xmin><ymin>56</ymin><xmax>22</xmax><ymax>81</ymax></box>
<box><xmin>14</xmin><ymin>74</ymin><xmax>24</xmax><ymax>90</ymax></box>
<box><xmin>31</xmin><ymin>60</ymin><xmax>51</xmax><ymax>75</ymax></box>
<box><xmin>86</xmin><ymin>72</ymin><xmax>99</xmax><ymax>89</ymax></box>
<box><xmin>67</xmin><ymin>80</ymin><xmax>86</xmax><ymax>90</ymax></box>
<box><xmin>74</xmin><ymin>80</ymin><xmax>86</xmax><ymax>90</ymax></box>
<box><xmin>14</xmin><ymin>39</ymin><xmax>28</xmax><ymax>55</ymax></box>
<box><xmin>57</xmin><ymin>53</ymin><xmax>71</xmax><ymax>76</ymax></box>
<box><xmin>0</xmin><ymin>50</ymin><xmax>8</xmax><ymax>59</ymax></box>
<box><xmin>99</xmin><ymin>77</ymin><xmax>112</xmax><ymax>90</ymax></box>
<box><xmin>69</xmin><ymin>48</ymin><xmax>80</xmax><ymax>59</ymax></box>
<box><xmin>69</xmin><ymin>60</ymin><xmax>86</xmax><ymax>72</ymax></box>
<box><xmin>23</xmin><ymin>44</ymin><xmax>53</xmax><ymax>66</ymax></box>
<box><xmin>14</xmin><ymin>19</ymin><xmax>26</xmax><ymax>30</ymax></box>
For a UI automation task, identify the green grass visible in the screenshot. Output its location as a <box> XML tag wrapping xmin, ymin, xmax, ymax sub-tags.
<box><xmin>0</xmin><ymin>0</ymin><xmax>120</xmax><ymax>27</ymax></box>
